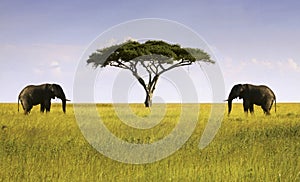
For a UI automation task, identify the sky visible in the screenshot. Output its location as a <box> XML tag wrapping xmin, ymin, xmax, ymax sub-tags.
<box><xmin>1</xmin><ymin>0</ymin><xmax>300</xmax><ymax>103</ymax></box>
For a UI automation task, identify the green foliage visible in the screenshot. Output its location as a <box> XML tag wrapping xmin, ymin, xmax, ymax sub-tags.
<box><xmin>0</xmin><ymin>103</ymin><xmax>299</xmax><ymax>181</ymax></box>
<box><xmin>87</xmin><ymin>40</ymin><xmax>213</xmax><ymax>68</ymax></box>
<box><xmin>87</xmin><ymin>44</ymin><xmax>121</xmax><ymax>68</ymax></box>
<box><xmin>185</xmin><ymin>47</ymin><xmax>214</xmax><ymax>63</ymax></box>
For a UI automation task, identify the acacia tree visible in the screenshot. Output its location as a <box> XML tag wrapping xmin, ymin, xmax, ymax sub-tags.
<box><xmin>87</xmin><ymin>40</ymin><xmax>214</xmax><ymax>107</ymax></box>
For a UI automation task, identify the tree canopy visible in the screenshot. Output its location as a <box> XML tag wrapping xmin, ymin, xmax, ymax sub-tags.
<box><xmin>87</xmin><ymin>40</ymin><xmax>214</xmax><ymax>107</ymax></box>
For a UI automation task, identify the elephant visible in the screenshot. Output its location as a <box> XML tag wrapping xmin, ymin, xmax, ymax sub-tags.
<box><xmin>225</xmin><ymin>84</ymin><xmax>276</xmax><ymax>115</ymax></box>
<box><xmin>18</xmin><ymin>83</ymin><xmax>70</xmax><ymax>114</ymax></box>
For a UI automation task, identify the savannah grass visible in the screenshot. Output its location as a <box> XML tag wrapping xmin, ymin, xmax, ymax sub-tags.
<box><xmin>0</xmin><ymin>103</ymin><xmax>299</xmax><ymax>181</ymax></box>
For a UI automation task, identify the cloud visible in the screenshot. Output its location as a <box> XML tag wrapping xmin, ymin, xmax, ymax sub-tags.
<box><xmin>242</xmin><ymin>58</ymin><xmax>300</xmax><ymax>73</ymax></box>
<box><xmin>286</xmin><ymin>58</ymin><xmax>300</xmax><ymax>72</ymax></box>
<box><xmin>0</xmin><ymin>43</ymin><xmax>83</xmax><ymax>78</ymax></box>
<box><xmin>33</xmin><ymin>68</ymin><xmax>44</xmax><ymax>75</ymax></box>
<box><xmin>220</xmin><ymin>57</ymin><xmax>300</xmax><ymax>88</ymax></box>
<box><xmin>251</xmin><ymin>58</ymin><xmax>273</xmax><ymax>69</ymax></box>
<box><xmin>103</xmin><ymin>38</ymin><xmax>118</xmax><ymax>47</ymax></box>
<box><xmin>31</xmin><ymin>60</ymin><xmax>62</xmax><ymax>77</ymax></box>
<box><xmin>100</xmin><ymin>36</ymin><xmax>138</xmax><ymax>48</ymax></box>
<box><xmin>220</xmin><ymin>57</ymin><xmax>248</xmax><ymax>78</ymax></box>
<box><xmin>0</xmin><ymin>43</ymin><xmax>83</xmax><ymax>66</ymax></box>
<box><xmin>274</xmin><ymin>58</ymin><xmax>300</xmax><ymax>73</ymax></box>
<box><xmin>50</xmin><ymin>61</ymin><xmax>60</xmax><ymax>68</ymax></box>
<box><xmin>123</xmin><ymin>36</ymin><xmax>137</xmax><ymax>42</ymax></box>
<box><xmin>50</xmin><ymin>61</ymin><xmax>62</xmax><ymax>77</ymax></box>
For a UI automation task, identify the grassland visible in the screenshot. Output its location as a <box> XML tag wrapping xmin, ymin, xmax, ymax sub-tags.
<box><xmin>0</xmin><ymin>103</ymin><xmax>299</xmax><ymax>181</ymax></box>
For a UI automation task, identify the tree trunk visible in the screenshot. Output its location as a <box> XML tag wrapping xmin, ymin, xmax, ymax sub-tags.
<box><xmin>144</xmin><ymin>91</ymin><xmax>153</xmax><ymax>107</ymax></box>
<box><xmin>134</xmin><ymin>74</ymin><xmax>159</xmax><ymax>108</ymax></box>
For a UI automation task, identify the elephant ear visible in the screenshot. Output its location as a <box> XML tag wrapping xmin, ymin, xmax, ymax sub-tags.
<box><xmin>243</xmin><ymin>84</ymin><xmax>249</xmax><ymax>91</ymax></box>
<box><xmin>44</xmin><ymin>84</ymin><xmax>55</xmax><ymax>98</ymax></box>
<box><xmin>238</xmin><ymin>84</ymin><xmax>243</xmax><ymax>92</ymax></box>
<box><xmin>239</xmin><ymin>84</ymin><xmax>248</xmax><ymax>98</ymax></box>
<box><xmin>47</xmin><ymin>84</ymin><xmax>56</xmax><ymax>99</ymax></box>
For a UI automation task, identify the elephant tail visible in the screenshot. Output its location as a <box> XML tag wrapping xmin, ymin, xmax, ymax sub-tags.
<box><xmin>18</xmin><ymin>96</ymin><xmax>20</xmax><ymax>112</ymax></box>
<box><xmin>274</xmin><ymin>98</ymin><xmax>276</xmax><ymax>113</ymax></box>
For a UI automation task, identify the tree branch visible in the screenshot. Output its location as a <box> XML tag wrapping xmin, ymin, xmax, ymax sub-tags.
<box><xmin>149</xmin><ymin>75</ymin><xmax>159</xmax><ymax>92</ymax></box>
<box><xmin>158</xmin><ymin>59</ymin><xmax>192</xmax><ymax>75</ymax></box>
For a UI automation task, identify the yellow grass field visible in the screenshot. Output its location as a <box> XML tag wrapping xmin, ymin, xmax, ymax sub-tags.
<box><xmin>0</xmin><ymin>103</ymin><xmax>299</xmax><ymax>181</ymax></box>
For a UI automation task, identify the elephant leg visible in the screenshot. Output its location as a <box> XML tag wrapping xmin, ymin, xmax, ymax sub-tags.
<box><xmin>243</xmin><ymin>101</ymin><xmax>249</xmax><ymax>113</ymax></box>
<box><xmin>261</xmin><ymin>106</ymin><xmax>270</xmax><ymax>115</ymax></box>
<box><xmin>262</xmin><ymin>100</ymin><xmax>273</xmax><ymax>115</ymax></box>
<box><xmin>21</xmin><ymin>99</ymin><xmax>32</xmax><ymax>115</ymax></box>
<box><xmin>243</xmin><ymin>100</ymin><xmax>250</xmax><ymax>114</ymax></box>
<box><xmin>249</xmin><ymin>104</ymin><xmax>254</xmax><ymax>114</ymax></box>
<box><xmin>268</xmin><ymin>101</ymin><xmax>274</xmax><ymax>112</ymax></box>
<box><xmin>40</xmin><ymin>103</ymin><xmax>45</xmax><ymax>113</ymax></box>
<box><xmin>45</xmin><ymin>100</ymin><xmax>51</xmax><ymax>112</ymax></box>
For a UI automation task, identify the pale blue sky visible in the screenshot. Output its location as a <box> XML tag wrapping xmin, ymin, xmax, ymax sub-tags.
<box><xmin>1</xmin><ymin>0</ymin><xmax>300</xmax><ymax>102</ymax></box>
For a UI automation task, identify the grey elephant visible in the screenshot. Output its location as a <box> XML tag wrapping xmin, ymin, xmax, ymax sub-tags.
<box><xmin>18</xmin><ymin>83</ymin><xmax>70</xmax><ymax>114</ymax></box>
<box><xmin>225</xmin><ymin>84</ymin><xmax>276</xmax><ymax>115</ymax></box>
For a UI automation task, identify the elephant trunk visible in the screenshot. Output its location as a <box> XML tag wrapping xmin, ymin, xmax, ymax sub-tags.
<box><xmin>57</xmin><ymin>93</ymin><xmax>67</xmax><ymax>113</ymax></box>
<box><xmin>227</xmin><ymin>99</ymin><xmax>232</xmax><ymax>115</ymax></box>
<box><xmin>60</xmin><ymin>98</ymin><xmax>70</xmax><ymax>113</ymax></box>
<box><xmin>226</xmin><ymin>91</ymin><xmax>236</xmax><ymax>115</ymax></box>
<box><xmin>56</xmin><ymin>90</ymin><xmax>67</xmax><ymax>113</ymax></box>
<box><xmin>51</xmin><ymin>84</ymin><xmax>70</xmax><ymax>113</ymax></box>
<box><xmin>62</xmin><ymin>99</ymin><xmax>66</xmax><ymax>113</ymax></box>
